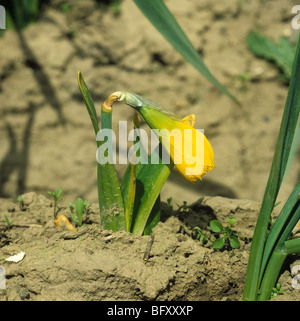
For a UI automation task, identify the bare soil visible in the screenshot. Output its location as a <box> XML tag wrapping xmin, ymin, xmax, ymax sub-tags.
<box><xmin>0</xmin><ymin>192</ymin><xmax>299</xmax><ymax>301</ymax></box>
<box><xmin>0</xmin><ymin>192</ymin><xmax>257</xmax><ymax>301</ymax></box>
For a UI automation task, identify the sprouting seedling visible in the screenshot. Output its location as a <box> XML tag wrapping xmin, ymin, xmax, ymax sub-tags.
<box><xmin>17</xmin><ymin>195</ymin><xmax>24</xmax><ymax>211</ymax></box>
<box><xmin>48</xmin><ymin>187</ymin><xmax>63</xmax><ymax>219</ymax></box>
<box><xmin>4</xmin><ymin>216</ymin><xmax>13</xmax><ymax>228</ymax></box>
<box><xmin>227</xmin><ymin>216</ymin><xmax>237</xmax><ymax>228</ymax></box>
<box><xmin>69</xmin><ymin>197</ymin><xmax>89</xmax><ymax>227</ymax></box>
<box><xmin>210</xmin><ymin>217</ymin><xmax>240</xmax><ymax>251</ymax></box>
<box><xmin>176</xmin><ymin>201</ymin><xmax>189</xmax><ymax>215</ymax></box>
<box><xmin>192</xmin><ymin>227</ymin><xmax>209</xmax><ymax>245</ymax></box>
<box><xmin>167</xmin><ymin>197</ymin><xmax>173</xmax><ymax>211</ymax></box>
<box><xmin>83</xmin><ymin>200</ymin><xmax>91</xmax><ymax>219</ymax></box>
<box><xmin>270</xmin><ymin>282</ymin><xmax>284</xmax><ymax>299</ymax></box>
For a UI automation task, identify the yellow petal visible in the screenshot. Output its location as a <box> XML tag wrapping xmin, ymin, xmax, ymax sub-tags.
<box><xmin>167</xmin><ymin>124</ymin><xmax>214</xmax><ymax>183</ymax></box>
<box><xmin>182</xmin><ymin>114</ymin><xmax>196</xmax><ymax>127</ymax></box>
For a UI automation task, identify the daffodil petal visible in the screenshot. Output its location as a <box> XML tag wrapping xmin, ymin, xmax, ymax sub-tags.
<box><xmin>166</xmin><ymin>124</ymin><xmax>214</xmax><ymax>183</ymax></box>
<box><xmin>182</xmin><ymin>114</ymin><xmax>196</xmax><ymax>127</ymax></box>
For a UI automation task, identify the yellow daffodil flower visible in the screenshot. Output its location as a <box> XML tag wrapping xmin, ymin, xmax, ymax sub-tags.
<box><xmin>112</xmin><ymin>91</ymin><xmax>215</xmax><ymax>183</ymax></box>
<box><xmin>137</xmin><ymin>107</ymin><xmax>214</xmax><ymax>183</ymax></box>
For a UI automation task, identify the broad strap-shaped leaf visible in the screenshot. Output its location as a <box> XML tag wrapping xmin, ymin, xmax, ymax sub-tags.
<box><xmin>133</xmin><ymin>0</ymin><xmax>239</xmax><ymax>104</ymax></box>
<box><xmin>124</xmin><ymin>163</ymin><xmax>136</xmax><ymax>232</ymax></box>
<box><xmin>131</xmin><ymin>161</ymin><xmax>172</xmax><ymax>235</ymax></box>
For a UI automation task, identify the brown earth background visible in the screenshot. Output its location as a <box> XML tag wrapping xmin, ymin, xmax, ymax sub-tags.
<box><xmin>0</xmin><ymin>0</ymin><xmax>299</xmax><ymax>207</ymax></box>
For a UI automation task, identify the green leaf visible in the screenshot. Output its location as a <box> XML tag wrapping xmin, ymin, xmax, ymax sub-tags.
<box><xmin>4</xmin><ymin>216</ymin><xmax>12</xmax><ymax>227</ymax></box>
<box><xmin>78</xmin><ymin>71</ymin><xmax>99</xmax><ymax>135</ymax></box>
<box><xmin>131</xmin><ymin>162</ymin><xmax>172</xmax><ymax>235</ymax></box>
<box><xmin>70</xmin><ymin>212</ymin><xmax>79</xmax><ymax>225</ymax></box>
<box><xmin>247</xmin><ymin>32</ymin><xmax>295</xmax><ymax>81</ymax></box>
<box><xmin>121</xmin><ymin>112</ymin><xmax>161</xmax><ymax>234</ymax></box>
<box><xmin>56</xmin><ymin>187</ymin><xmax>63</xmax><ymax>199</ymax></box>
<box><xmin>213</xmin><ymin>237</ymin><xmax>225</xmax><ymax>250</ymax></box>
<box><xmin>230</xmin><ymin>236</ymin><xmax>240</xmax><ymax>249</ymax></box>
<box><xmin>210</xmin><ymin>220</ymin><xmax>223</xmax><ymax>233</ymax></box>
<box><xmin>75</xmin><ymin>198</ymin><xmax>84</xmax><ymax>225</ymax></box>
<box><xmin>124</xmin><ymin>163</ymin><xmax>137</xmax><ymax>232</ymax></box>
<box><xmin>227</xmin><ymin>216</ymin><xmax>237</xmax><ymax>227</ymax></box>
<box><xmin>133</xmin><ymin>0</ymin><xmax>239</xmax><ymax>105</ymax></box>
<box><xmin>260</xmin><ymin>182</ymin><xmax>300</xmax><ymax>278</ymax></box>
<box><xmin>285</xmin><ymin>236</ymin><xmax>300</xmax><ymax>254</ymax></box>
<box><xmin>142</xmin><ymin>195</ymin><xmax>161</xmax><ymax>235</ymax></box>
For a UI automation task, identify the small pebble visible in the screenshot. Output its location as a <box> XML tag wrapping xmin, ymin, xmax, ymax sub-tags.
<box><xmin>177</xmin><ymin>234</ymin><xmax>186</xmax><ymax>242</ymax></box>
<box><xmin>18</xmin><ymin>287</ymin><xmax>30</xmax><ymax>300</ymax></box>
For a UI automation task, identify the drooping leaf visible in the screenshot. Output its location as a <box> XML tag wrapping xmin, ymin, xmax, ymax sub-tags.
<box><xmin>247</xmin><ymin>31</ymin><xmax>295</xmax><ymax>81</ymax></box>
<box><xmin>133</xmin><ymin>0</ymin><xmax>239</xmax><ymax>105</ymax></box>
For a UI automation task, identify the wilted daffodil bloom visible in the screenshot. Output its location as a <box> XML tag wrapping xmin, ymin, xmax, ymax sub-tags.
<box><xmin>110</xmin><ymin>92</ymin><xmax>215</xmax><ymax>183</ymax></box>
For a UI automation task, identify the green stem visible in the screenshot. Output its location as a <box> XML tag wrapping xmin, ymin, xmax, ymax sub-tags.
<box><xmin>258</xmin><ymin>182</ymin><xmax>300</xmax><ymax>285</ymax></box>
<box><xmin>257</xmin><ymin>246</ymin><xmax>287</xmax><ymax>301</ymax></box>
<box><xmin>131</xmin><ymin>162</ymin><xmax>172</xmax><ymax>235</ymax></box>
<box><xmin>257</xmin><ymin>190</ymin><xmax>300</xmax><ymax>300</ymax></box>
<box><xmin>285</xmin><ymin>238</ymin><xmax>300</xmax><ymax>254</ymax></box>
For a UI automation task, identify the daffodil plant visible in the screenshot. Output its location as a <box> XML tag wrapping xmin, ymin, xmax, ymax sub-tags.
<box><xmin>78</xmin><ymin>71</ymin><xmax>214</xmax><ymax>235</ymax></box>
<box><xmin>243</xmin><ymin>36</ymin><xmax>300</xmax><ymax>301</ymax></box>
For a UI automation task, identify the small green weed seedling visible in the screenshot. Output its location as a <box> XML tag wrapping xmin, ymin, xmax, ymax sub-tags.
<box><xmin>17</xmin><ymin>195</ymin><xmax>24</xmax><ymax>211</ymax></box>
<box><xmin>69</xmin><ymin>198</ymin><xmax>90</xmax><ymax>227</ymax></box>
<box><xmin>166</xmin><ymin>197</ymin><xmax>173</xmax><ymax>211</ymax></box>
<box><xmin>4</xmin><ymin>216</ymin><xmax>13</xmax><ymax>228</ymax></box>
<box><xmin>270</xmin><ymin>282</ymin><xmax>284</xmax><ymax>299</ymax></box>
<box><xmin>48</xmin><ymin>187</ymin><xmax>63</xmax><ymax>218</ymax></box>
<box><xmin>192</xmin><ymin>227</ymin><xmax>209</xmax><ymax>245</ymax></box>
<box><xmin>176</xmin><ymin>201</ymin><xmax>189</xmax><ymax>215</ymax></box>
<box><xmin>210</xmin><ymin>217</ymin><xmax>240</xmax><ymax>251</ymax></box>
